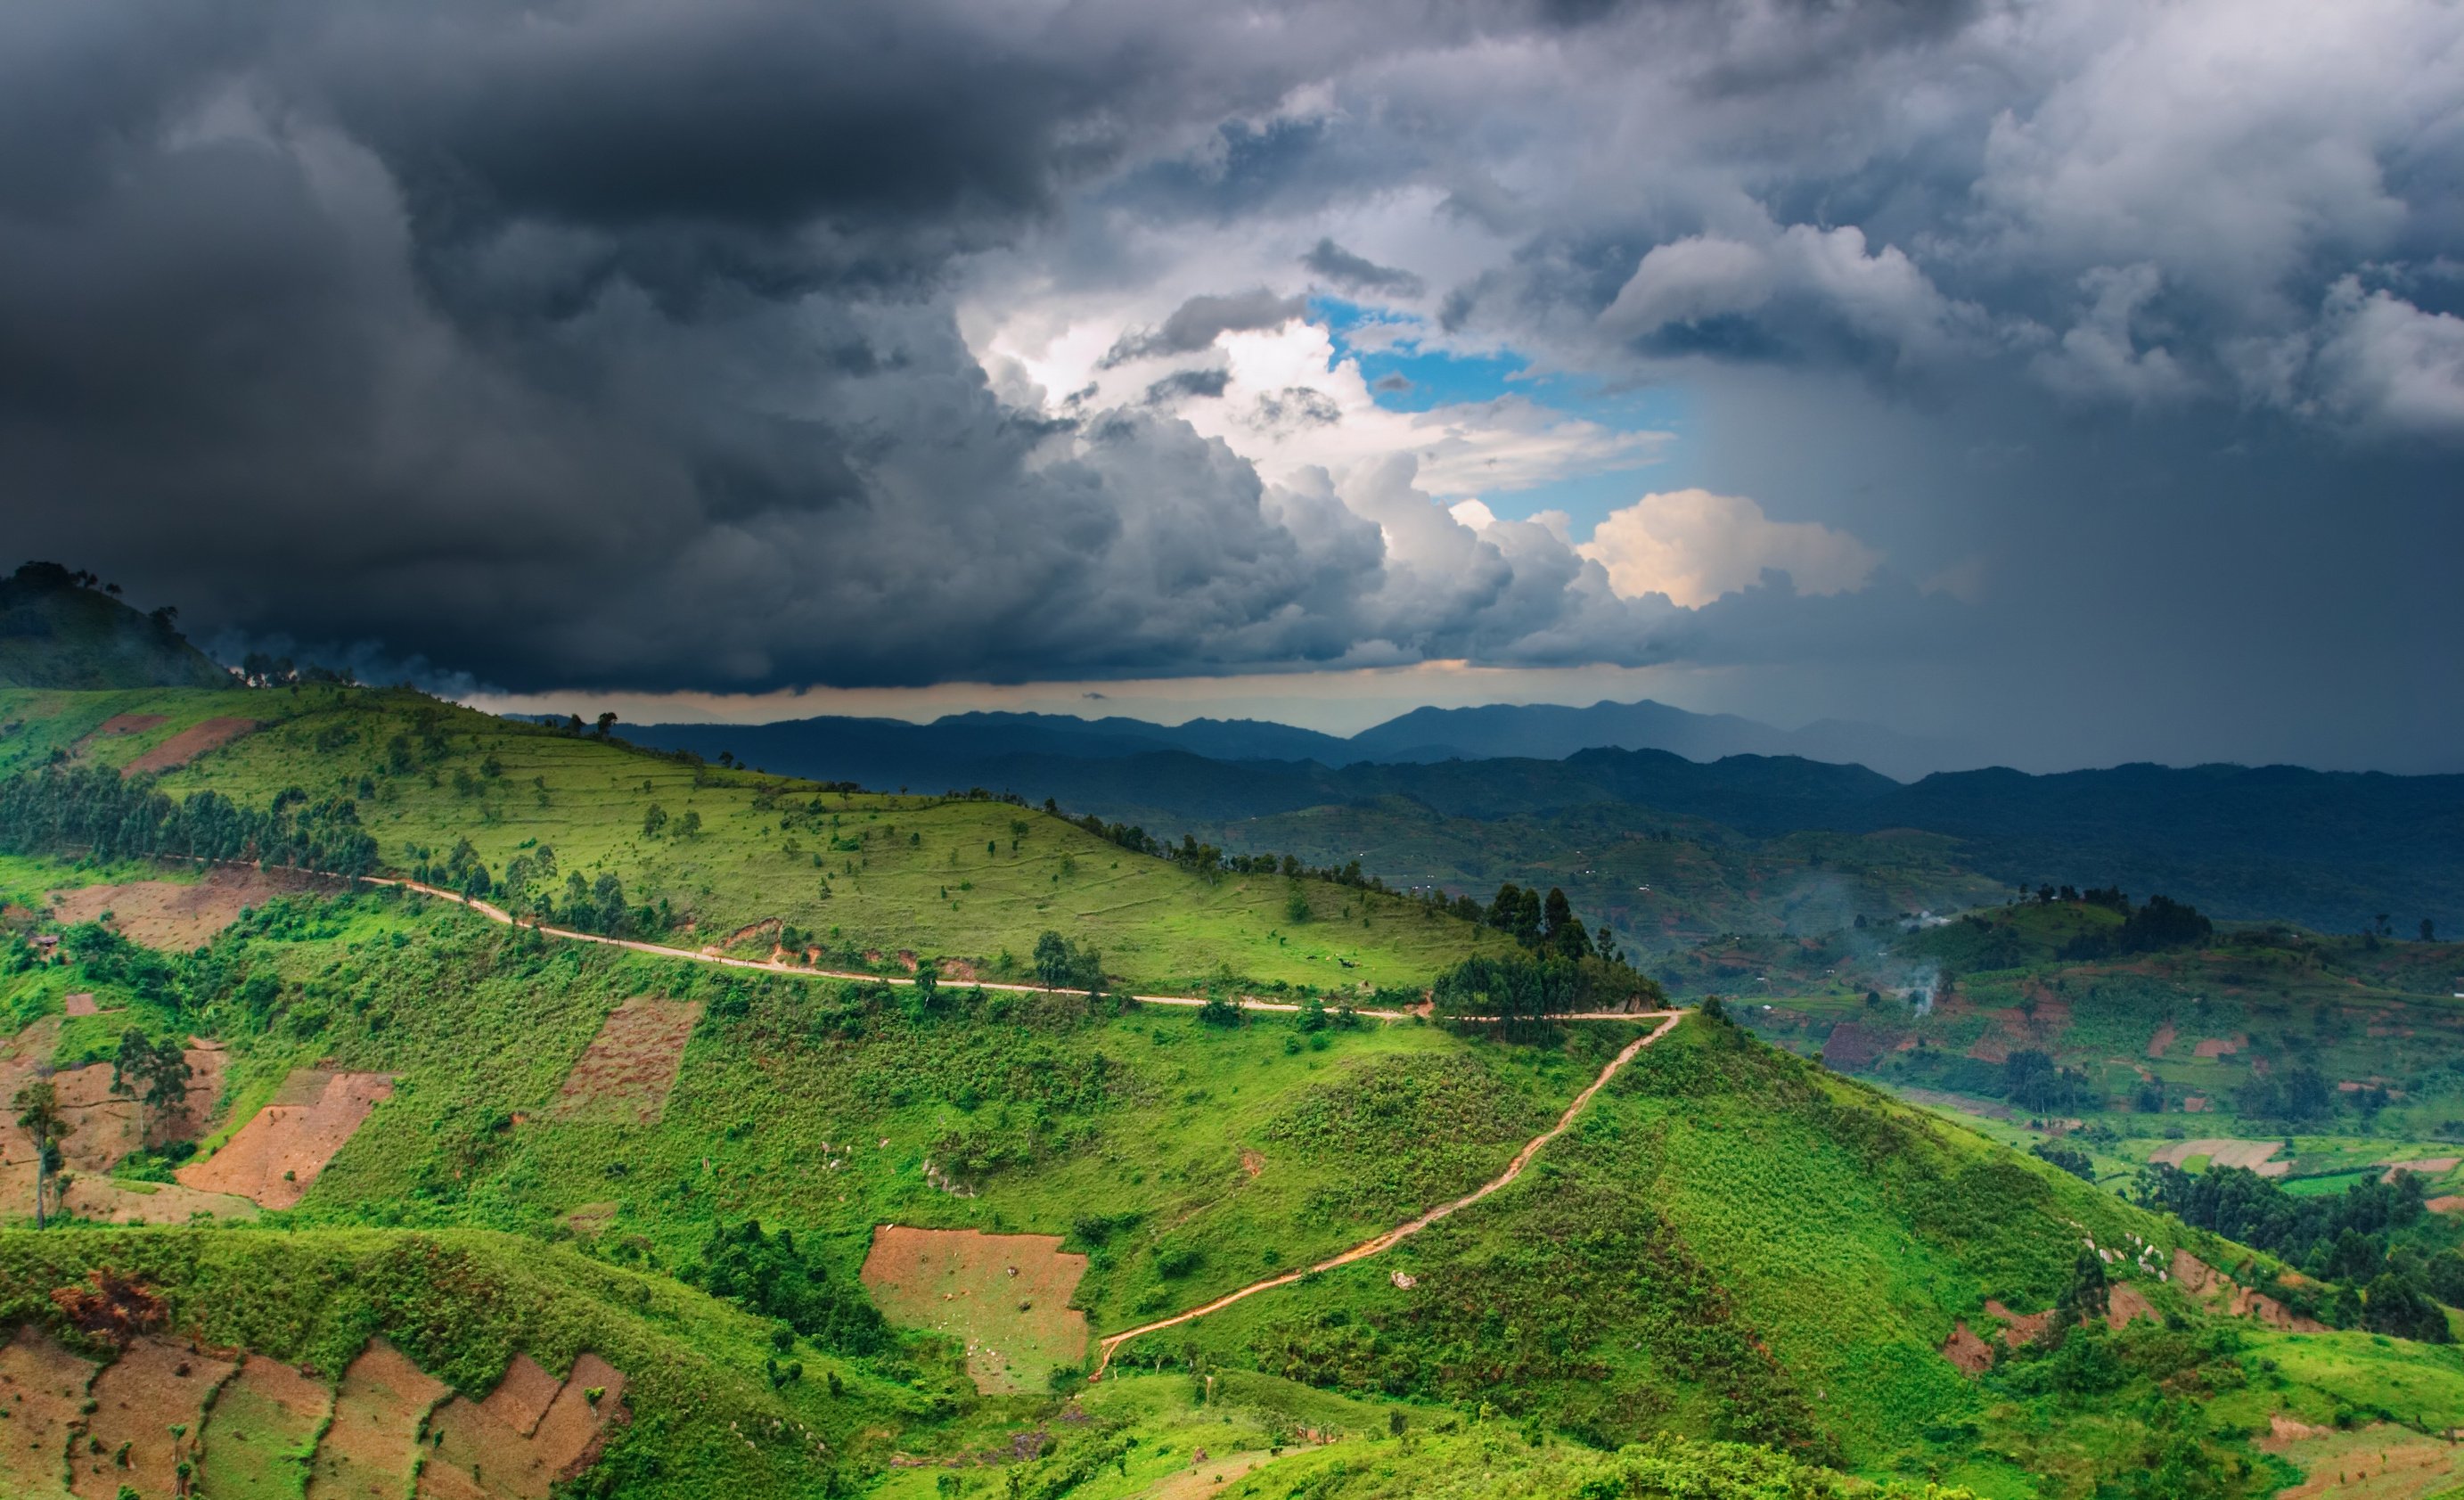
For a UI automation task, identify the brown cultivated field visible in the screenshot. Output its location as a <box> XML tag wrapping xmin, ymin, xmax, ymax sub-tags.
<box><xmin>305</xmin><ymin>1340</ymin><xmax>449</xmax><ymax>1500</ymax></box>
<box><xmin>862</xmin><ymin>1227</ymin><xmax>1090</xmax><ymax>1395</ymax></box>
<box><xmin>420</xmin><ymin>1353</ymin><xmax>626</xmax><ymax>1500</ymax></box>
<box><xmin>2151</xmin><ymin>1137</ymin><xmax>2289</xmax><ymax>1176</ymax></box>
<box><xmin>201</xmin><ymin>1357</ymin><xmax>332</xmax><ymax>1500</ymax></box>
<box><xmin>70</xmin><ymin>1336</ymin><xmax>237</xmax><ymax>1499</ymax></box>
<box><xmin>553</xmin><ymin>998</ymin><xmax>701</xmax><ymax>1125</ymax></box>
<box><xmin>176</xmin><ymin>1069</ymin><xmax>394</xmax><ymax>1209</ymax></box>
<box><xmin>87</xmin><ymin>713</ymin><xmax>169</xmax><ymax>741</ymax></box>
<box><xmin>0</xmin><ymin>1328</ymin><xmax>98</xmax><ymax>1500</ymax></box>
<box><xmin>123</xmin><ymin>717</ymin><xmax>258</xmax><ymax>775</ymax></box>
<box><xmin>49</xmin><ymin>866</ymin><xmax>320</xmax><ymax>951</ymax></box>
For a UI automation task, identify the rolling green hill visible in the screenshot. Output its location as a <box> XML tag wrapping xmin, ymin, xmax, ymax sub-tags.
<box><xmin>0</xmin><ymin>563</ymin><xmax>233</xmax><ymax>691</ymax></box>
<box><xmin>0</xmin><ymin>684</ymin><xmax>1521</xmax><ymax>994</ymax></box>
<box><xmin>6</xmin><ymin>672</ymin><xmax>2464</xmax><ymax>1499</ymax></box>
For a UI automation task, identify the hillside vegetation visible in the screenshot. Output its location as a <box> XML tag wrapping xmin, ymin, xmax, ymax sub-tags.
<box><xmin>6</xmin><ymin>674</ymin><xmax>2464</xmax><ymax>1498</ymax></box>
<box><xmin>0</xmin><ymin>684</ymin><xmax>1527</xmax><ymax>994</ymax></box>
<box><xmin>0</xmin><ymin>563</ymin><xmax>233</xmax><ymax>692</ymax></box>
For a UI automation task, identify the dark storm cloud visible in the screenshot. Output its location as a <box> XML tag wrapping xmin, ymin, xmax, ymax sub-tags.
<box><xmin>1301</xmin><ymin>238</ymin><xmax>1426</xmax><ymax>298</ymax></box>
<box><xmin>4</xmin><ymin>0</ymin><xmax>2460</xmax><ymax>769</ymax></box>
<box><xmin>1101</xmin><ymin>289</ymin><xmax>1309</xmax><ymax>366</ymax></box>
<box><xmin>1144</xmin><ymin>367</ymin><xmax>1233</xmax><ymax>404</ymax></box>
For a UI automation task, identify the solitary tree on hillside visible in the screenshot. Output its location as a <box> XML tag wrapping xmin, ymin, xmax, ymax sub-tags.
<box><xmin>643</xmin><ymin>804</ymin><xmax>669</xmax><ymax>839</ymax></box>
<box><xmin>110</xmin><ymin>1030</ymin><xmax>192</xmax><ymax>1143</ymax></box>
<box><xmin>595</xmin><ymin>712</ymin><xmax>618</xmax><ymax>738</ymax></box>
<box><xmin>1033</xmin><ymin>930</ymin><xmax>1070</xmax><ymax>989</ymax></box>
<box><xmin>12</xmin><ymin>1079</ymin><xmax>70</xmax><ymax>1228</ymax></box>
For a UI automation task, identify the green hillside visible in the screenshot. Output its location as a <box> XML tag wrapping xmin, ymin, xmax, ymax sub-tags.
<box><xmin>0</xmin><ymin>684</ymin><xmax>1521</xmax><ymax>993</ymax></box>
<box><xmin>8</xmin><ymin>864</ymin><xmax>2464</xmax><ymax>1495</ymax></box>
<box><xmin>0</xmin><ymin>1225</ymin><xmax>924</xmax><ymax>1497</ymax></box>
<box><xmin>0</xmin><ymin>562</ymin><xmax>234</xmax><ymax>691</ymax></box>
<box><xmin>7</xmin><ymin>673</ymin><xmax>2464</xmax><ymax>1498</ymax></box>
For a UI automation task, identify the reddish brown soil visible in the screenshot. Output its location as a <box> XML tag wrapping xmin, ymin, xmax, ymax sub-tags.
<box><xmin>122</xmin><ymin>717</ymin><xmax>258</xmax><ymax>775</ymax></box>
<box><xmin>2191</xmin><ymin>1036</ymin><xmax>2243</xmax><ymax>1058</ymax></box>
<box><xmin>2384</xmin><ymin>1157</ymin><xmax>2460</xmax><ymax>1182</ymax></box>
<box><xmin>1964</xmin><ymin>1032</ymin><xmax>2013</xmax><ymax>1064</ymax></box>
<box><xmin>60</xmin><ymin>1175</ymin><xmax>258</xmax><ymax>1226</ymax></box>
<box><xmin>89</xmin><ymin>714</ymin><xmax>169</xmax><ymax>739</ymax></box>
<box><xmin>198</xmin><ymin>1355</ymin><xmax>331</xmax><ymax>1497</ymax></box>
<box><xmin>176</xmin><ymin>1070</ymin><xmax>394</xmax><ymax>1209</ymax></box>
<box><xmin>1985</xmin><ymin>1299</ymin><xmax>2053</xmax><ymax>1347</ymax></box>
<box><xmin>0</xmin><ymin>1327</ymin><xmax>99</xmax><ymax>1500</ymax></box>
<box><xmin>71</xmin><ymin>1335</ymin><xmax>237</xmax><ymax>1499</ymax></box>
<box><xmin>2146</xmin><ymin>1021</ymin><xmax>2176</xmax><ymax>1059</ymax></box>
<box><xmin>2170</xmin><ymin>1250</ymin><xmax>2327</xmax><ymax>1332</ymax></box>
<box><xmin>305</xmin><ymin>1340</ymin><xmax>449</xmax><ymax>1500</ymax></box>
<box><xmin>862</xmin><ymin>1227</ymin><xmax>1091</xmax><ymax>1394</ymax></box>
<box><xmin>49</xmin><ymin>867</ymin><xmax>318</xmax><ymax>951</ymax></box>
<box><xmin>553</xmin><ymin>999</ymin><xmax>700</xmax><ymax>1125</ymax></box>
<box><xmin>60</xmin><ymin>994</ymin><xmax>99</xmax><ymax>1018</ymax></box>
<box><xmin>479</xmin><ymin>1355</ymin><xmax>561</xmax><ymax>1438</ymax></box>
<box><xmin>1939</xmin><ymin>1321</ymin><xmax>1992</xmax><ymax>1374</ymax></box>
<box><xmin>1820</xmin><ymin>1022</ymin><xmax>1889</xmax><ymax>1070</ymax></box>
<box><xmin>2105</xmin><ymin>1283</ymin><xmax>2158</xmax><ymax>1332</ymax></box>
<box><xmin>2428</xmin><ymin>1194</ymin><xmax>2464</xmax><ymax>1214</ymax></box>
<box><xmin>420</xmin><ymin>1353</ymin><xmax>626</xmax><ymax>1500</ymax></box>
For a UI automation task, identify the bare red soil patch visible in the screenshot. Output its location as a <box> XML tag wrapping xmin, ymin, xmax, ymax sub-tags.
<box><xmin>122</xmin><ymin>717</ymin><xmax>258</xmax><ymax>775</ymax></box>
<box><xmin>49</xmin><ymin>867</ymin><xmax>318</xmax><ymax>951</ymax></box>
<box><xmin>1820</xmin><ymin>1022</ymin><xmax>1889</xmax><ymax>1070</ymax></box>
<box><xmin>2428</xmin><ymin>1194</ymin><xmax>2464</xmax><ymax>1215</ymax></box>
<box><xmin>200</xmin><ymin>1356</ymin><xmax>332</xmax><ymax>1499</ymax></box>
<box><xmin>0</xmin><ymin>1327</ymin><xmax>99</xmax><ymax>1500</ymax></box>
<box><xmin>29</xmin><ymin>1045</ymin><xmax>223</xmax><ymax>1176</ymax></box>
<box><xmin>1985</xmin><ymin>1299</ymin><xmax>2053</xmax><ymax>1348</ymax></box>
<box><xmin>60</xmin><ymin>994</ymin><xmax>99</xmax><ymax>1018</ymax></box>
<box><xmin>862</xmin><ymin>1227</ymin><xmax>1090</xmax><ymax>1395</ymax></box>
<box><xmin>554</xmin><ymin>998</ymin><xmax>700</xmax><ymax>1125</ymax></box>
<box><xmin>306</xmin><ymin>1340</ymin><xmax>449</xmax><ymax>1500</ymax></box>
<box><xmin>2146</xmin><ymin>1021</ymin><xmax>2176</xmax><ymax>1059</ymax></box>
<box><xmin>2170</xmin><ymin>1250</ymin><xmax>2326</xmax><ymax>1332</ymax></box>
<box><xmin>1939</xmin><ymin>1320</ymin><xmax>1992</xmax><ymax>1374</ymax></box>
<box><xmin>421</xmin><ymin>1353</ymin><xmax>627</xmax><ymax>1500</ymax></box>
<box><xmin>89</xmin><ymin>714</ymin><xmax>168</xmax><ymax>739</ymax></box>
<box><xmin>2384</xmin><ymin>1156</ymin><xmax>2460</xmax><ymax>1183</ymax></box>
<box><xmin>176</xmin><ymin>1069</ymin><xmax>394</xmax><ymax>1209</ymax></box>
<box><xmin>2104</xmin><ymin>1283</ymin><xmax>2158</xmax><ymax>1332</ymax></box>
<box><xmin>71</xmin><ymin>1335</ymin><xmax>237</xmax><ymax>1499</ymax></box>
<box><xmin>2190</xmin><ymin>1035</ymin><xmax>2243</xmax><ymax>1058</ymax></box>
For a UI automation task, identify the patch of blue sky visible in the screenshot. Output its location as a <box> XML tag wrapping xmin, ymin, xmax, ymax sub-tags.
<box><xmin>1313</xmin><ymin>297</ymin><xmax>1702</xmax><ymax>529</ymax></box>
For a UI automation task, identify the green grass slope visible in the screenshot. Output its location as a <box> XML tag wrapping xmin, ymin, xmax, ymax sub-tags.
<box><xmin>0</xmin><ymin>563</ymin><xmax>233</xmax><ymax>691</ymax></box>
<box><xmin>12</xmin><ymin>876</ymin><xmax>2464</xmax><ymax>1496</ymax></box>
<box><xmin>0</xmin><ymin>1225</ymin><xmax>916</xmax><ymax>1497</ymax></box>
<box><xmin>1153</xmin><ymin>1013</ymin><xmax>2464</xmax><ymax>1495</ymax></box>
<box><xmin>0</xmin><ymin>684</ymin><xmax>1518</xmax><ymax>993</ymax></box>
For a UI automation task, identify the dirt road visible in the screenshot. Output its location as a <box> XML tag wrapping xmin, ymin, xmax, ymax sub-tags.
<box><xmin>1088</xmin><ymin>1008</ymin><xmax>1687</xmax><ymax>1374</ymax></box>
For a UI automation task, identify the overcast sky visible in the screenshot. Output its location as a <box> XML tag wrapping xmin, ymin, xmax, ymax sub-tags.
<box><xmin>8</xmin><ymin>0</ymin><xmax>2460</xmax><ymax>771</ymax></box>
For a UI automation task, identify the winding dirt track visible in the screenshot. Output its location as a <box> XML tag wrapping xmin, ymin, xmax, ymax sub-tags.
<box><xmin>1091</xmin><ymin>1008</ymin><xmax>1686</xmax><ymax>1374</ymax></box>
<box><xmin>356</xmin><ymin>875</ymin><xmax>1667</xmax><ymax>1024</ymax></box>
<box><xmin>182</xmin><ymin>865</ymin><xmax>1690</xmax><ymax>1371</ymax></box>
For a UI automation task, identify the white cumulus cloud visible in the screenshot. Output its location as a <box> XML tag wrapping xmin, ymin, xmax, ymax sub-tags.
<box><xmin>1578</xmin><ymin>490</ymin><xmax>1883</xmax><ymax>608</ymax></box>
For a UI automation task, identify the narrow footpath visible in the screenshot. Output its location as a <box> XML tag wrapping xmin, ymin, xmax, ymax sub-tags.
<box><xmin>362</xmin><ymin>875</ymin><xmax>1666</xmax><ymax>1023</ymax></box>
<box><xmin>1090</xmin><ymin>1007</ymin><xmax>1687</xmax><ymax>1374</ymax></box>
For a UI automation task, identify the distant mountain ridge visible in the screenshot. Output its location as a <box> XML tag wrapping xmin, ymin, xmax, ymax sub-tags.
<box><xmin>1345</xmin><ymin>700</ymin><xmax>1975</xmax><ymax>780</ymax></box>
<box><xmin>620</xmin><ymin>696</ymin><xmax>1969</xmax><ymax>783</ymax></box>
<box><xmin>612</xmin><ymin>707</ymin><xmax>2464</xmax><ymax>934</ymax></box>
